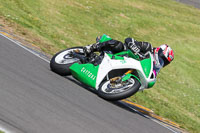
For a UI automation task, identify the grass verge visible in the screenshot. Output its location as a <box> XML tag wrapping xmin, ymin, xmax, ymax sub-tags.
<box><xmin>0</xmin><ymin>0</ymin><xmax>200</xmax><ymax>132</ymax></box>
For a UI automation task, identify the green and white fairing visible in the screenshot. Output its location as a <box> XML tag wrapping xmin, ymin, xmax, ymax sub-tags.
<box><xmin>70</xmin><ymin>34</ymin><xmax>156</xmax><ymax>91</ymax></box>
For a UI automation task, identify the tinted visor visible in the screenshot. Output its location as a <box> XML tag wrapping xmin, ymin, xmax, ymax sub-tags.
<box><xmin>159</xmin><ymin>57</ymin><xmax>165</xmax><ymax>68</ymax></box>
<box><xmin>158</xmin><ymin>48</ymin><xmax>170</xmax><ymax>67</ymax></box>
<box><xmin>154</xmin><ymin>57</ymin><xmax>164</xmax><ymax>74</ymax></box>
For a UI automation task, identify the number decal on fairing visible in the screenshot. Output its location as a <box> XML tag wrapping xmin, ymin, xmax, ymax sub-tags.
<box><xmin>120</xmin><ymin>60</ymin><xmax>126</xmax><ymax>64</ymax></box>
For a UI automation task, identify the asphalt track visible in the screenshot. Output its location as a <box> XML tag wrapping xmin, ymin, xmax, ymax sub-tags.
<box><xmin>0</xmin><ymin>0</ymin><xmax>199</xmax><ymax>132</ymax></box>
<box><xmin>175</xmin><ymin>0</ymin><xmax>200</xmax><ymax>9</ymax></box>
<box><xmin>0</xmin><ymin>34</ymin><xmax>179</xmax><ymax>133</ymax></box>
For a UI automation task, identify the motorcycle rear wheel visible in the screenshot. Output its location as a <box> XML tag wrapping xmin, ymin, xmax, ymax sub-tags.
<box><xmin>50</xmin><ymin>47</ymin><xmax>84</xmax><ymax>76</ymax></box>
<box><xmin>98</xmin><ymin>78</ymin><xmax>140</xmax><ymax>101</ymax></box>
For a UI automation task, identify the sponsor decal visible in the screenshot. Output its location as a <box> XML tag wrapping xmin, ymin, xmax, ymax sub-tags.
<box><xmin>81</xmin><ymin>67</ymin><xmax>96</xmax><ymax>80</ymax></box>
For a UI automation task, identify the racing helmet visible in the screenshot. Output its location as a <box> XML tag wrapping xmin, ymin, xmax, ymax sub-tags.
<box><xmin>154</xmin><ymin>44</ymin><xmax>174</xmax><ymax>67</ymax></box>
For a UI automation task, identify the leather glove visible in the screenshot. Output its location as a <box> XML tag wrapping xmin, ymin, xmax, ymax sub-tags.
<box><xmin>83</xmin><ymin>42</ymin><xmax>101</xmax><ymax>55</ymax></box>
<box><xmin>83</xmin><ymin>45</ymin><xmax>93</xmax><ymax>55</ymax></box>
<box><xmin>91</xmin><ymin>42</ymin><xmax>101</xmax><ymax>51</ymax></box>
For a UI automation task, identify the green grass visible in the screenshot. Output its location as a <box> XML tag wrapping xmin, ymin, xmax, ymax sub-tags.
<box><xmin>0</xmin><ymin>130</ymin><xmax>4</xmax><ymax>133</ymax></box>
<box><xmin>0</xmin><ymin>0</ymin><xmax>200</xmax><ymax>132</ymax></box>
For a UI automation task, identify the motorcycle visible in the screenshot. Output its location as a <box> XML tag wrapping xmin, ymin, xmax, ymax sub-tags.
<box><xmin>50</xmin><ymin>35</ymin><xmax>156</xmax><ymax>101</ymax></box>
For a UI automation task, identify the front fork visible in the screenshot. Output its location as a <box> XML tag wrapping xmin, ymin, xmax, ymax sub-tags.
<box><xmin>71</xmin><ymin>52</ymin><xmax>87</xmax><ymax>63</ymax></box>
<box><xmin>110</xmin><ymin>70</ymin><xmax>134</xmax><ymax>83</ymax></box>
<box><xmin>110</xmin><ymin>69</ymin><xmax>141</xmax><ymax>85</ymax></box>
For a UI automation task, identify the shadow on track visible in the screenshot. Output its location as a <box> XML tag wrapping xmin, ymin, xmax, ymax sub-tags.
<box><xmin>65</xmin><ymin>76</ymin><xmax>150</xmax><ymax>119</ymax></box>
<box><xmin>65</xmin><ymin>76</ymin><xmax>98</xmax><ymax>94</ymax></box>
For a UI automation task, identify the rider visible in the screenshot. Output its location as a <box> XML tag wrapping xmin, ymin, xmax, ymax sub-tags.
<box><xmin>84</xmin><ymin>34</ymin><xmax>174</xmax><ymax>79</ymax></box>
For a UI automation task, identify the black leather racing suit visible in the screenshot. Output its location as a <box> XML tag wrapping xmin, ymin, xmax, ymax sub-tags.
<box><xmin>92</xmin><ymin>36</ymin><xmax>162</xmax><ymax>78</ymax></box>
<box><xmin>95</xmin><ymin>37</ymin><xmax>152</xmax><ymax>56</ymax></box>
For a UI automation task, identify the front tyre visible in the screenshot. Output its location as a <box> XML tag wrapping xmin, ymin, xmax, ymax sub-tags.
<box><xmin>98</xmin><ymin>78</ymin><xmax>140</xmax><ymax>101</ymax></box>
<box><xmin>50</xmin><ymin>47</ymin><xmax>83</xmax><ymax>76</ymax></box>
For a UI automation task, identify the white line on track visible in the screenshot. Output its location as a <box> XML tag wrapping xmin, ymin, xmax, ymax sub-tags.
<box><xmin>0</xmin><ymin>33</ymin><xmax>179</xmax><ymax>133</ymax></box>
<box><xmin>121</xmin><ymin>101</ymin><xmax>180</xmax><ymax>133</ymax></box>
<box><xmin>0</xmin><ymin>33</ymin><xmax>50</xmax><ymax>63</ymax></box>
<box><xmin>0</xmin><ymin>126</ymin><xmax>11</xmax><ymax>133</ymax></box>
<box><xmin>150</xmin><ymin>118</ymin><xmax>180</xmax><ymax>133</ymax></box>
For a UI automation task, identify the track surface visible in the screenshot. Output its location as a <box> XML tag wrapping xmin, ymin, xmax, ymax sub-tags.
<box><xmin>175</xmin><ymin>0</ymin><xmax>200</xmax><ymax>8</ymax></box>
<box><xmin>0</xmin><ymin>35</ymin><xmax>174</xmax><ymax>133</ymax></box>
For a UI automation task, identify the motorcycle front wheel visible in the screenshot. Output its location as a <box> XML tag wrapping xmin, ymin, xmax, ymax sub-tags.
<box><xmin>50</xmin><ymin>47</ymin><xmax>84</xmax><ymax>76</ymax></box>
<box><xmin>98</xmin><ymin>78</ymin><xmax>140</xmax><ymax>101</ymax></box>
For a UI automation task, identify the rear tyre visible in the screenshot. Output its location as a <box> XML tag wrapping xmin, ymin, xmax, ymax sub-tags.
<box><xmin>50</xmin><ymin>47</ymin><xmax>84</xmax><ymax>76</ymax></box>
<box><xmin>98</xmin><ymin>78</ymin><xmax>140</xmax><ymax>101</ymax></box>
